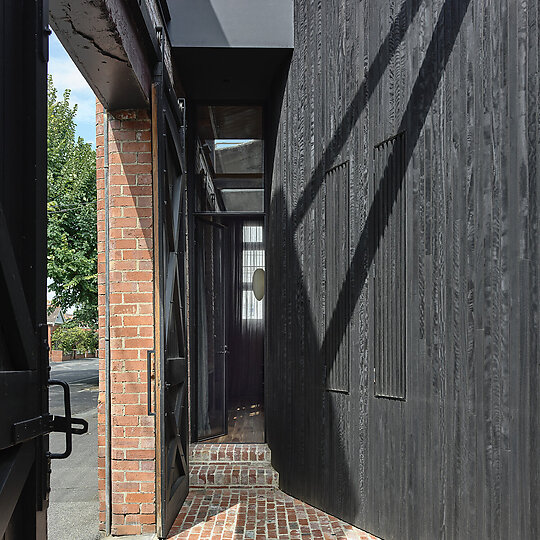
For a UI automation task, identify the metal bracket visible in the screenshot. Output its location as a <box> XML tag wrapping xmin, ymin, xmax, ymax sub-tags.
<box><xmin>11</xmin><ymin>379</ymin><xmax>89</xmax><ymax>460</ymax></box>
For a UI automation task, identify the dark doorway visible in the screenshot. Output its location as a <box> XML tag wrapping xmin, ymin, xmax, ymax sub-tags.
<box><xmin>194</xmin><ymin>218</ymin><xmax>265</xmax><ymax>443</ymax></box>
<box><xmin>221</xmin><ymin>219</ymin><xmax>265</xmax><ymax>443</ymax></box>
<box><xmin>191</xmin><ymin>105</ymin><xmax>265</xmax><ymax>444</ymax></box>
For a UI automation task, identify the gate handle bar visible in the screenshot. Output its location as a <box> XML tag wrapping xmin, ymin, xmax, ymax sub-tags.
<box><xmin>47</xmin><ymin>379</ymin><xmax>88</xmax><ymax>460</ymax></box>
<box><xmin>147</xmin><ymin>350</ymin><xmax>155</xmax><ymax>416</ymax></box>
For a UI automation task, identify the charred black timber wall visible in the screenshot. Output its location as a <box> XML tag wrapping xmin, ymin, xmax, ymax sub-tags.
<box><xmin>265</xmin><ymin>1</ymin><xmax>539</xmax><ymax>539</ymax></box>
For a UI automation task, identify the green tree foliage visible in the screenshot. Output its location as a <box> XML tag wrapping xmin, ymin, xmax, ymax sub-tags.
<box><xmin>47</xmin><ymin>76</ymin><xmax>97</xmax><ymax>326</ymax></box>
<box><xmin>51</xmin><ymin>325</ymin><xmax>98</xmax><ymax>354</ymax></box>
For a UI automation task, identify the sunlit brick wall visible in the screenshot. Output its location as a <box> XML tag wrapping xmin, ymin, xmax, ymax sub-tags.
<box><xmin>96</xmin><ymin>102</ymin><xmax>156</xmax><ymax>536</ymax></box>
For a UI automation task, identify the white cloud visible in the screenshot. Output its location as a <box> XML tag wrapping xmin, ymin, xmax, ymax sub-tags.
<box><xmin>49</xmin><ymin>55</ymin><xmax>89</xmax><ymax>93</ymax></box>
<box><xmin>71</xmin><ymin>91</ymin><xmax>96</xmax><ymax>127</ymax></box>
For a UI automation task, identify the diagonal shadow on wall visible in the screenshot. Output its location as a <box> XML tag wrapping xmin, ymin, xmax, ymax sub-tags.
<box><xmin>268</xmin><ymin>0</ymin><xmax>473</xmax><ymax>531</ymax></box>
<box><xmin>289</xmin><ymin>0</ymin><xmax>425</xmax><ymax>231</ymax></box>
<box><xmin>320</xmin><ymin>0</ymin><xmax>473</xmax><ymax>374</ymax></box>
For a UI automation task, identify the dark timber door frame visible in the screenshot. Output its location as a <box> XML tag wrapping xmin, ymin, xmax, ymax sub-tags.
<box><xmin>152</xmin><ymin>52</ymin><xmax>189</xmax><ymax>538</ymax></box>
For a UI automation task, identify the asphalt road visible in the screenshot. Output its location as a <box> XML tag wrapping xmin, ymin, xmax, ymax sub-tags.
<box><xmin>48</xmin><ymin>358</ymin><xmax>100</xmax><ymax>540</ymax></box>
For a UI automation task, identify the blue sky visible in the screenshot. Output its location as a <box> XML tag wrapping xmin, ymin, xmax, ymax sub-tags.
<box><xmin>49</xmin><ymin>32</ymin><xmax>96</xmax><ymax>145</ymax></box>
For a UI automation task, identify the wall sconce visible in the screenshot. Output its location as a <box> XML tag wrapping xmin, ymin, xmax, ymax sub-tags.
<box><xmin>252</xmin><ymin>268</ymin><xmax>265</xmax><ymax>301</ymax></box>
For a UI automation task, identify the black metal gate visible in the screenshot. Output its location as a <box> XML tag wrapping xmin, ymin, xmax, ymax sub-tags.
<box><xmin>152</xmin><ymin>66</ymin><xmax>189</xmax><ymax>538</ymax></box>
<box><xmin>1</xmin><ymin>2</ymin><xmax>87</xmax><ymax>538</ymax></box>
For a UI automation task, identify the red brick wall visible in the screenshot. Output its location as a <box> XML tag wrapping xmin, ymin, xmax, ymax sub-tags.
<box><xmin>96</xmin><ymin>102</ymin><xmax>157</xmax><ymax>536</ymax></box>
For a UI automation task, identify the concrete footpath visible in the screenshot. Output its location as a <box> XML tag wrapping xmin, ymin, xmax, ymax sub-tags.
<box><xmin>47</xmin><ymin>358</ymin><xmax>100</xmax><ymax>540</ymax></box>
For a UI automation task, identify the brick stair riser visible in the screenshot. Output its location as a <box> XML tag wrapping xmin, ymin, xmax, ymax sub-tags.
<box><xmin>190</xmin><ymin>443</ymin><xmax>271</xmax><ymax>464</ymax></box>
<box><xmin>190</xmin><ymin>466</ymin><xmax>279</xmax><ymax>489</ymax></box>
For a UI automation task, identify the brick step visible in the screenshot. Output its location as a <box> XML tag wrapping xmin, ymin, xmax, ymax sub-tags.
<box><xmin>190</xmin><ymin>443</ymin><xmax>271</xmax><ymax>464</ymax></box>
<box><xmin>190</xmin><ymin>462</ymin><xmax>279</xmax><ymax>489</ymax></box>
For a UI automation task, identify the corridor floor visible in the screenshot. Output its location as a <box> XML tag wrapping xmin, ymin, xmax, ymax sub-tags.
<box><xmin>212</xmin><ymin>404</ymin><xmax>265</xmax><ymax>444</ymax></box>
<box><xmin>167</xmin><ymin>488</ymin><xmax>381</xmax><ymax>540</ymax></box>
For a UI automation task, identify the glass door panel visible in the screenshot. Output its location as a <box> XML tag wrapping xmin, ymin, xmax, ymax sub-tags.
<box><xmin>196</xmin><ymin>219</ymin><xmax>228</xmax><ymax>440</ymax></box>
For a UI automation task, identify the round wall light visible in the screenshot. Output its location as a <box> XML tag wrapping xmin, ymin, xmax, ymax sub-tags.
<box><xmin>252</xmin><ymin>268</ymin><xmax>265</xmax><ymax>301</ymax></box>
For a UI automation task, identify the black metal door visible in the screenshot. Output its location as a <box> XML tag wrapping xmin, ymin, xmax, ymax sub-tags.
<box><xmin>152</xmin><ymin>70</ymin><xmax>189</xmax><ymax>537</ymax></box>
<box><xmin>195</xmin><ymin>219</ymin><xmax>228</xmax><ymax>441</ymax></box>
<box><xmin>0</xmin><ymin>2</ymin><xmax>49</xmax><ymax>537</ymax></box>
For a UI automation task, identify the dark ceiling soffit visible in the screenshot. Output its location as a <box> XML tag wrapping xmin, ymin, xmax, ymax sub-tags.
<box><xmin>49</xmin><ymin>0</ymin><xmax>157</xmax><ymax>111</ymax></box>
<box><xmin>173</xmin><ymin>47</ymin><xmax>292</xmax><ymax>101</ymax></box>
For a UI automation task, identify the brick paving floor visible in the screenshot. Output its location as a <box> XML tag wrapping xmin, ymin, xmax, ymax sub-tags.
<box><xmin>167</xmin><ymin>488</ymin><xmax>381</xmax><ymax>540</ymax></box>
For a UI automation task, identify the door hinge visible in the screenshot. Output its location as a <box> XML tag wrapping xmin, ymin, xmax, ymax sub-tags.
<box><xmin>12</xmin><ymin>414</ymin><xmax>51</xmax><ymax>443</ymax></box>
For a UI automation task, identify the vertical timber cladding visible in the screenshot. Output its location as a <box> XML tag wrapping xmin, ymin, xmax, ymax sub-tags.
<box><xmin>324</xmin><ymin>162</ymin><xmax>350</xmax><ymax>393</ymax></box>
<box><xmin>373</xmin><ymin>133</ymin><xmax>406</xmax><ymax>400</ymax></box>
<box><xmin>152</xmin><ymin>74</ymin><xmax>189</xmax><ymax>538</ymax></box>
<box><xmin>268</xmin><ymin>0</ymin><xmax>540</xmax><ymax>539</ymax></box>
<box><xmin>266</xmin><ymin>0</ymin><xmax>370</xmax><ymax>526</ymax></box>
